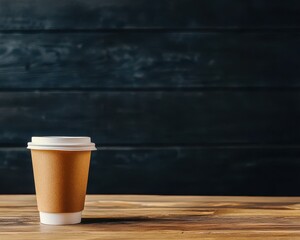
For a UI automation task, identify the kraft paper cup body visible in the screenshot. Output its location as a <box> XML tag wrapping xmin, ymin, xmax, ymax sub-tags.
<box><xmin>28</xmin><ymin>137</ymin><xmax>96</xmax><ymax>225</ymax></box>
<box><xmin>31</xmin><ymin>150</ymin><xmax>90</xmax><ymax>213</ymax></box>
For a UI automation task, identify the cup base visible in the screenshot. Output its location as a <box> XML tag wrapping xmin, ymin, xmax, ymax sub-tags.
<box><xmin>39</xmin><ymin>211</ymin><xmax>82</xmax><ymax>225</ymax></box>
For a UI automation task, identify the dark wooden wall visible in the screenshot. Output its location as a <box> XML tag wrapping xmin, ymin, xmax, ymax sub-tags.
<box><xmin>0</xmin><ymin>0</ymin><xmax>300</xmax><ymax>195</ymax></box>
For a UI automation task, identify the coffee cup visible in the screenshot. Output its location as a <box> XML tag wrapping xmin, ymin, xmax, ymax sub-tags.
<box><xmin>27</xmin><ymin>136</ymin><xmax>96</xmax><ymax>225</ymax></box>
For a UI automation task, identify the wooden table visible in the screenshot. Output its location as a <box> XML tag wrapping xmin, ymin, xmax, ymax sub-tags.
<box><xmin>1</xmin><ymin>195</ymin><xmax>300</xmax><ymax>239</ymax></box>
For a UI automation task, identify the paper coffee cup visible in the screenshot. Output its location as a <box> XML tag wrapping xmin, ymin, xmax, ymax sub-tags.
<box><xmin>27</xmin><ymin>136</ymin><xmax>96</xmax><ymax>225</ymax></box>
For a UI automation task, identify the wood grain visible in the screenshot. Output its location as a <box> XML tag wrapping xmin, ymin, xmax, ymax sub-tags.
<box><xmin>1</xmin><ymin>147</ymin><xmax>300</xmax><ymax>195</ymax></box>
<box><xmin>0</xmin><ymin>0</ymin><xmax>299</xmax><ymax>30</ymax></box>
<box><xmin>0</xmin><ymin>33</ymin><xmax>299</xmax><ymax>88</ymax></box>
<box><xmin>1</xmin><ymin>195</ymin><xmax>300</xmax><ymax>239</ymax></box>
<box><xmin>0</xmin><ymin>0</ymin><xmax>299</xmax><ymax>196</ymax></box>
<box><xmin>0</xmin><ymin>91</ymin><xmax>300</xmax><ymax>145</ymax></box>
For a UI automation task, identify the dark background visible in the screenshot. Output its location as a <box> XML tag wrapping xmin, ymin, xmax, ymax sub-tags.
<box><xmin>0</xmin><ymin>0</ymin><xmax>300</xmax><ymax>195</ymax></box>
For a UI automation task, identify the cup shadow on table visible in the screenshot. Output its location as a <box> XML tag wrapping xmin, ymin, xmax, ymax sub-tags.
<box><xmin>81</xmin><ymin>217</ymin><xmax>157</xmax><ymax>224</ymax></box>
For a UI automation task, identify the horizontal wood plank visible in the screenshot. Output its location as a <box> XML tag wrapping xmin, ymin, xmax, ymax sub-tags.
<box><xmin>2</xmin><ymin>195</ymin><xmax>300</xmax><ymax>239</ymax></box>
<box><xmin>0</xmin><ymin>91</ymin><xmax>300</xmax><ymax>145</ymax></box>
<box><xmin>0</xmin><ymin>0</ymin><xmax>299</xmax><ymax>30</ymax></box>
<box><xmin>0</xmin><ymin>32</ymin><xmax>300</xmax><ymax>88</ymax></box>
<box><xmin>1</xmin><ymin>147</ymin><xmax>300</xmax><ymax>195</ymax></box>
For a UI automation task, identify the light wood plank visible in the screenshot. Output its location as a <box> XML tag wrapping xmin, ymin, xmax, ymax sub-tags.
<box><xmin>1</xmin><ymin>195</ymin><xmax>300</xmax><ymax>239</ymax></box>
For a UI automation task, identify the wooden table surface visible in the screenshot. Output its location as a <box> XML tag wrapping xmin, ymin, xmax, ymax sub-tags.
<box><xmin>1</xmin><ymin>195</ymin><xmax>300</xmax><ymax>239</ymax></box>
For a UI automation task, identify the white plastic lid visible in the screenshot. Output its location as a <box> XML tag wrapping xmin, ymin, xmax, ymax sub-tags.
<box><xmin>27</xmin><ymin>136</ymin><xmax>97</xmax><ymax>151</ymax></box>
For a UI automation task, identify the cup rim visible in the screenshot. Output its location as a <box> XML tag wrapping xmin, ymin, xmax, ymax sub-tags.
<box><xmin>27</xmin><ymin>136</ymin><xmax>97</xmax><ymax>151</ymax></box>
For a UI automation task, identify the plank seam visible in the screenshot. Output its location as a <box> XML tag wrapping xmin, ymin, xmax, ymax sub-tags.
<box><xmin>2</xmin><ymin>144</ymin><xmax>300</xmax><ymax>149</ymax></box>
<box><xmin>1</xmin><ymin>87</ymin><xmax>300</xmax><ymax>92</ymax></box>
<box><xmin>0</xmin><ymin>27</ymin><xmax>300</xmax><ymax>33</ymax></box>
